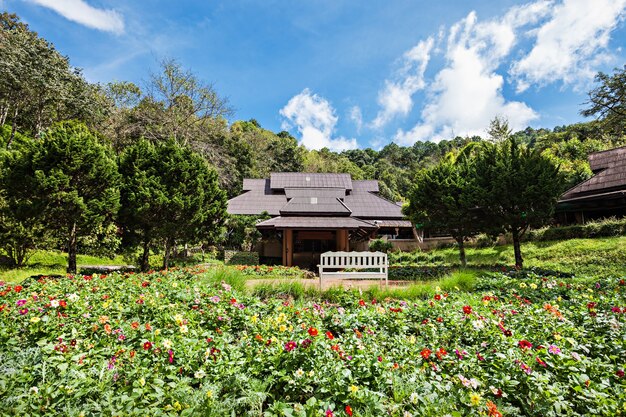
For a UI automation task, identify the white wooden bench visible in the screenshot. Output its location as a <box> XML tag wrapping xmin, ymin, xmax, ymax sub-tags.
<box><xmin>318</xmin><ymin>251</ymin><xmax>388</xmax><ymax>288</ymax></box>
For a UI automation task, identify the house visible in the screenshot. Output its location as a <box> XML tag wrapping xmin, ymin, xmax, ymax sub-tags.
<box><xmin>227</xmin><ymin>173</ymin><xmax>419</xmax><ymax>268</ymax></box>
<box><xmin>556</xmin><ymin>145</ymin><xmax>626</xmax><ymax>224</ymax></box>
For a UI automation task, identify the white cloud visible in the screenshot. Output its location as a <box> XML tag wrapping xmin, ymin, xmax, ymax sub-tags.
<box><xmin>511</xmin><ymin>0</ymin><xmax>626</xmax><ymax>92</ymax></box>
<box><xmin>393</xmin><ymin>3</ymin><xmax>554</xmax><ymax>144</ymax></box>
<box><xmin>27</xmin><ymin>0</ymin><xmax>125</xmax><ymax>34</ymax></box>
<box><xmin>280</xmin><ymin>89</ymin><xmax>357</xmax><ymax>151</ymax></box>
<box><xmin>349</xmin><ymin>106</ymin><xmax>363</xmax><ymax>133</ymax></box>
<box><xmin>371</xmin><ymin>37</ymin><xmax>434</xmax><ymax>128</ymax></box>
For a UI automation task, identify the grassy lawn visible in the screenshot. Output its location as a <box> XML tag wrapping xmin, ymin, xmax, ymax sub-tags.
<box><xmin>431</xmin><ymin>236</ymin><xmax>626</xmax><ymax>277</ymax></box>
<box><xmin>0</xmin><ymin>250</ymin><xmax>127</xmax><ymax>283</ymax></box>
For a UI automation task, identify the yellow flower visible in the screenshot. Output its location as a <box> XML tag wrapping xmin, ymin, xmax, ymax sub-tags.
<box><xmin>251</xmin><ymin>315</ymin><xmax>258</xmax><ymax>323</ymax></box>
<box><xmin>139</xmin><ymin>377</ymin><xmax>146</xmax><ymax>387</ymax></box>
<box><xmin>349</xmin><ymin>385</ymin><xmax>358</xmax><ymax>394</ymax></box>
<box><xmin>277</xmin><ymin>313</ymin><xmax>286</xmax><ymax>323</ymax></box>
<box><xmin>206</xmin><ymin>390</ymin><xmax>213</xmax><ymax>399</ymax></box>
<box><xmin>30</xmin><ymin>317</ymin><xmax>40</xmax><ymax>323</ymax></box>
<box><xmin>554</xmin><ymin>333</ymin><xmax>562</xmax><ymax>341</ymax></box>
<box><xmin>155</xmin><ymin>329</ymin><xmax>161</xmax><ymax>336</ymax></box>
<box><xmin>279</xmin><ymin>325</ymin><xmax>287</xmax><ymax>332</ymax></box>
<box><xmin>519</xmin><ymin>283</ymin><xmax>527</xmax><ymax>288</ymax></box>
<box><xmin>172</xmin><ymin>282</ymin><xmax>178</xmax><ymax>288</ymax></box>
<box><xmin>530</xmin><ymin>283</ymin><xmax>538</xmax><ymax>290</ymax></box>
<box><xmin>173</xmin><ymin>401</ymin><xmax>182</xmax><ymax>411</ymax></box>
<box><xmin>469</xmin><ymin>392</ymin><xmax>481</xmax><ymax>406</ymax></box>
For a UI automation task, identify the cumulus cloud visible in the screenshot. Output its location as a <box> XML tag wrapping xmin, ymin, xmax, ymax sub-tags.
<box><xmin>393</xmin><ymin>2</ymin><xmax>555</xmax><ymax>144</ymax></box>
<box><xmin>511</xmin><ymin>0</ymin><xmax>626</xmax><ymax>92</ymax></box>
<box><xmin>27</xmin><ymin>0</ymin><xmax>125</xmax><ymax>34</ymax></box>
<box><xmin>371</xmin><ymin>37</ymin><xmax>434</xmax><ymax>129</ymax></box>
<box><xmin>349</xmin><ymin>106</ymin><xmax>363</xmax><ymax>133</ymax></box>
<box><xmin>280</xmin><ymin>89</ymin><xmax>357</xmax><ymax>151</ymax></box>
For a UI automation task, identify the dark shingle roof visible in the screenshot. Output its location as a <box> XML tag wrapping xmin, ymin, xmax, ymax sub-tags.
<box><xmin>560</xmin><ymin>146</ymin><xmax>626</xmax><ymax>202</ymax></box>
<box><xmin>270</xmin><ymin>173</ymin><xmax>352</xmax><ymax>190</ymax></box>
<box><xmin>285</xmin><ymin>188</ymin><xmax>346</xmax><ymax>199</ymax></box>
<box><xmin>256</xmin><ymin>216</ymin><xmax>377</xmax><ymax>230</ymax></box>
<box><xmin>227</xmin><ymin>174</ymin><xmax>404</xmax><ymax>220</ymax></box>
<box><xmin>280</xmin><ymin>197</ymin><xmax>351</xmax><ymax>216</ymax></box>
<box><xmin>343</xmin><ymin>192</ymin><xmax>404</xmax><ymax>219</ymax></box>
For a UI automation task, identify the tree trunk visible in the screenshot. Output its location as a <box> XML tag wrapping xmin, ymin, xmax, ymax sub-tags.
<box><xmin>163</xmin><ymin>238</ymin><xmax>173</xmax><ymax>270</ymax></box>
<box><xmin>67</xmin><ymin>222</ymin><xmax>78</xmax><ymax>274</ymax></box>
<box><xmin>456</xmin><ymin>236</ymin><xmax>467</xmax><ymax>267</ymax></box>
<box><xmin>512</xmin><ymin>228</ymin><xmax>523</xmax><ymax>269</ymax></box>
<box><xmin>141</xmin><ymin>239</ymin><xmax>151</xmax><ymax>272</ymax></box>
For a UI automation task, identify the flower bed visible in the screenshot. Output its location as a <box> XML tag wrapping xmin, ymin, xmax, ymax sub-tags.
<box><xmin>0</xmin><ymin>269</ymin><xmax>625</xmax><ymax>416</ymax></box>
<box><xmin>231</xmin><ymin>264</ymin><xmax>308</xmax><ymax>278</ymax></box>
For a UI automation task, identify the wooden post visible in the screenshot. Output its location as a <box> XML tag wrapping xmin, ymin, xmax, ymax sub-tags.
<box><xmin>336</xmin><ymin>229</ymin><xmax>349</xmax><ymax>252</ymax></box>
<box><xmin>282</xmin><ymin>229</ymin><xmax>293</xmax><ymax>266</ymax></box>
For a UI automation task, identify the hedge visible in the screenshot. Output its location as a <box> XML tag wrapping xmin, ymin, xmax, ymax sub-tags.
<box><xmin>527</xmin><ymin>217</ymin><xmax>626</xmax><ymax>242</ymax></box>
<box><xmin>224</xmin><ymin>250</ymin><xmax>259</xmax><ymax>265</ymax></box>
<box><xmin>388</xmin><ymin>264</ymin><xmax>450</xmax><ymax>281</ymax></box>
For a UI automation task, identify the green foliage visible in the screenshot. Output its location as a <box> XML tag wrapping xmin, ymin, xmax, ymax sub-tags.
<box><xmin>527</xmin><ymin>217</ymin><xmax>626</xmax><ymax>242</ymax></box>
<box><xmin>224</xmin><ymin>250</ymin><xmax>259</xmax><ymax>266</ymax></box>
<box><xmin>223</xmin><ymin>213</ymin><xmax>269</xmax><ymax>251</ymax></box>
<box><xmin>118</xmin><ymin>139</ymin><xmax>227</xmax><ymax>271</ymax></box>
<box><xmin>388</xmin><ymin>264</ymin><xmax>450</xmax><ymax>281</ymax></box>
<box><xmin>1</xmin><ymin>121</ymin><xmax>119</xmax><ymax>273</ymax></box>
<box><xmin>474</xmin><ymin>137</ymin><xmax>564</xmax><ymax>268</ymax></box>
<box><xmin>368</xmin><ymin>239</ymin><xmax>394</xmax><ymax>253</ymax></box>
<box><xmin>405</xmin><ymin>151</ymin><xmax>482</xmax><ymax>266</ymax></box>
<box><xmin>581</xmin><ymin>65</ymin><xmax>626</xmax><ymax>137</ymax></box>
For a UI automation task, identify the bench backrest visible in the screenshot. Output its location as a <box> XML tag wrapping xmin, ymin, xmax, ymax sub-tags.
<box><xmin>319</xmin><ymin>251</ymin><xmax>388</xmax><ymax>268</ymax></box>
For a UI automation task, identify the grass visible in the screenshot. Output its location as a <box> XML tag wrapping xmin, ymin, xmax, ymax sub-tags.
<box><xmin>0</xmin><ymin>250</ymin><xmax>127</xmax><ymax>283</ymax></box>
<box><xmin>431</xmin><ymin>236</ymin><xmax>626</xmax><ymax>278</ymax></box>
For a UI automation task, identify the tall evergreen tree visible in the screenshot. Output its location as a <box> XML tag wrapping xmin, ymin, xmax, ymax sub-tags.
<box><xmin>474</xmin><ymin>138</ymin><xmax>563</xmax><ymax>269</ymax></box>
<box><xmin>3</xmin><ymin>121</ymin><xmax>120</xmax><ymax>272</ymax></box>
<box><xmin>405</xmin><ymin>152</ymin><xmax>481</xmax><ymax>266</ymax></box>
<box><xmin>119</xmin><ymin>139</ymin><xmax>227</xmax><ymax>271</ymax></box>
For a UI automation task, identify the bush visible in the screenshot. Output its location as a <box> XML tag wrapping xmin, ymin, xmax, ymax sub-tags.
<box><xmin>388</xmin><ymin>251</ymin><xmax>444</xmax><ymax>265</ymax></box>
<box><xmin>527</xmin><ymin>217</ymin><xmax>626</xmax><ymax>241</ymax></box>
<box><xmin>388</xmin><ymin>264</ymin><xmax>450</xmax><ymax>280</ymax></box>
<box><xmin>368</xmin><ymin>239</ymin><xmax>394</xmax><ymax>253</ymax></box>
<box><xmin>224</xmin><ymin>250</ymin><xmax>259</xmax><ymax>265</ymax></box>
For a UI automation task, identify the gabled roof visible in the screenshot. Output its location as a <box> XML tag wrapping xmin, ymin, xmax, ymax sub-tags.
<box><xmin>227</xmin><ymin>173</ymin><xmax>405</xmax><ymax>220</ymax></box>
<box><xmin>270</xmin><ymin>172</ymin><xmax>352</xmax><ymax>190</ymax></box>
<box><xmin>280</xmin><ymin>197</ymin><xmax>351</xmax><ymax>216</ymax></box>
<box><xmin>560</xmin><ymin>146</ymin><xmax>626</xmax><ymax>202</ymax></box>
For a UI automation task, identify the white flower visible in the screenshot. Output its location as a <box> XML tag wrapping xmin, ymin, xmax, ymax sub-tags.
<box><xmin>404</xmin><ymin>412</ymin><xmax>413</xmax><ymax>417</ymax></box>
<box><xmin>179</xmin><ymin>325</ymin><xmax>188</xmax><ymax>334</ymax></box>
<box><xmin>162</xmin><ymin>339</ymin><xmax>173</xmax><ymax>349</ymax></box>
<box><xmin>294</xmin><ymin>368</ymin><xmax>304</xmax><ymax>378</ymax></box>
<box><xmin>194</xmin><ymin>369</ymin><xmax>206</xmax><ymax>379</ymax></box>
<box><xmin>50</xmin><ymin>300</ymin><xmax>59</xmax><ymax>308</ymax></box>
<box><xmin>67</xmin><ymin>293</ymin><xmax>79</xmax><ymax>302</ymax></box>
<box><xmin>29</xmin><ymin>386</ymin><xmax>39</xmax><ymax>395</ymax></box>
<box><xmin>409</xmin><ymin>392</ymin><xmax>419</xmax><ymax>403</ymax></box>
<box><xmin>472</xmin><ymin>320</ymin><xmax>485</xmax><ymax>330</ymax></box>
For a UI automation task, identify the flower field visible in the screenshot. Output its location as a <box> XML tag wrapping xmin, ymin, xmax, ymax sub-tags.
<box><xmin>1</xmin><ymin>268</ymin><xmax>625</xmax><ymax>416</ymax></box>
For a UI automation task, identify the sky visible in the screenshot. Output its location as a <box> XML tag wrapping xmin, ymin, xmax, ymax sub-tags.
<box><xmin>3</xmin><ymin>0</ymin><xmax>626</xmax><ymax>151</ymax></box>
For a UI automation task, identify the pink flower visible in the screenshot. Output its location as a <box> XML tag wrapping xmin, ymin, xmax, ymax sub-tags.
<box><xmin>548</xmin><ymin>345</ymin><xmax>561</xmax><ymax>355</ymax></box>
<box><xmin>168</xmin><ymin>349</ymin><xmax>174</xmax><ymax>364</ymax></box>
<box><xmin>520</xmin><ymin>362</ymin><xmax>532</xmax><ymax>374</ymax></box>
<box><xmin>16</xmin><ymin>299</ymin><xmax>27</xmax><ymax>307</ymax></box>
<box><xmin>284</xmin><ymin>341</ymin><xmax>297</xmax><ymax>352</ymax></box>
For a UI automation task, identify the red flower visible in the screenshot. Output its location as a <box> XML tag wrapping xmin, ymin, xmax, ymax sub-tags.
<box><xmin>326</xmin><ymin>331</ymin><xmax>334</xmax><ymax>340</ymax></box>
<box><xmin>435</xmin><ymin>347</ymin><xmax>448</xmax><ymax>359</ymax></box>
<box><xmin>325</xmin><ymin>410</ymin><xmax>334</xmax><ymax>417</ymax></box>
<box><xmin>284</xmin><ymin>341</ymin><xmax>297</xmax><ymax>352</ymax></box>
<box><xmin>141</xmin><ymin>281</ymin><xmax>150</xmax><ymax>287</ymax></box>
<box><xmin>230</xmin><ymin>298</ymin><xmax>237</xmax><ymax>304</ymax></box>
<box><xmin>420</xmin><ymin>348</ymin><xmax>432</xmax><ymax>359</ymax></box>
<box><xmin>143</xmin><ymin>341</ymin><xmax>153</xmax><ymax>350</ymax></box>
<box><xmin>536</xmin><ymin>356</ymin><xmax>547</xmax><ymax>367</ymax></box>
<box><xmin>14</xmin><ymin>285</ymin><xmax>23</xmax><ymax>293</ymax></box>
<box><xmin>434</xmin><ymin>294</ymin><xmax>441</xmax><ymax>301</ymax></box>
<box><xmin>616</xmin><ymin>369</ymin><xmax>625</xmax><ymax>378</ymax></box>
<box><xmin>358</xmin><ymin>299</ymin><xmax>366</xmax><ymax>306</ymax></box>
<box><xmin>59</xmin><ymin>300</ymin><xmax>67</xmax><ymax>308</ymax></box>
<box><xmin>463</xmin><ymin>305</ymin><xmax>472</xmax><ymax>315</ymax></box>
<box><xmin>308</xmin><ymin>327</ymin><xmax>319</xmax><ymax>337</ymax></box>
<box><xmin>345</xmin><ymin>405</ymin><xmax>353</xmax><ymax>416</ymax></box>
<box><xmin>518</xmin><ymin>340</ymin><xmax>533</xmax><ymax>349</ymax></box>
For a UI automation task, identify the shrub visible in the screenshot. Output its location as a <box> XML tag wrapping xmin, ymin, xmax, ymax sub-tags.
<box><xmin>527</xmin><ymin>217</ymin><xmax>626</xmax><ymax>241</ymax></box>
<box><xmin>388</xmin><ymin>264</ymin><xmax>450</xmax><ymax>280</ymax></box>
<box><xmin>369</xmin><ymin>239</ymin><xmax>394</xmax><ymax>253</ymax></box>
<box><xmin>224</xmin><ymin>250</ymin><xmax>259</xmax><ymax>265</ymax></box>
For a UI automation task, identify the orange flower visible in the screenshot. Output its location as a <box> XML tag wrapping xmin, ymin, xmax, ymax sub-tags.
<box><xmin>131</xmin><ymin>321</ymin><xmax>139</xmax><ymax>330</ymax></box>
<box><xmin>98</xmin><ymin>315</ymin><xmax>109</xmax><ymax>324</ymax></box>
<box><xmin>420</xmin><ymin>348</ymin><xmax>432</xmax><ymax>359</ymax></box>
<box><xmin>145</xmin><ymin>323</ymin><xmax>152</xmax><ymax>331</ymax></box>
<box><xmin>308</xmin><ymin>327</ymin><xmax>319</xmax><ymax>337</ymax></box>
<box><xmin>104</xmin><ymin>324</ymin><xmax>112</xmax><ymax>334</ymax></box>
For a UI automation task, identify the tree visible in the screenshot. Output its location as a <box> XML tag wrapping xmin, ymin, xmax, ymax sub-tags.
<box><xmin>118</xmin><ymin>139</ymin><xmax>227</xmax><ymax>271</ymax></box>
<box><xmin>405</xmin><ymin>152</ymin><xmax>481</xmax><ymax>266</ymax></box>
<box><xmin>474</xmin><ymin>138</ymin><xmax>563</xmax><ymax>269</ymax></box>
<box><xmin>3</xmin><ymin>121</ymin><xmax>120</xmax><ymax>273</ymax></box>
<box><xmin>581</xmin><ymin>66</ymin><xmax>626</xmax><ymax>137</ymax></box>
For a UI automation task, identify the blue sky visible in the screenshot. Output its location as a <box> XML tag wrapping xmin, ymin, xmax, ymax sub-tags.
<box><xmin>4</xmin><ymin>0</ymin><xmax>626</xmax><ymax>150</ymax></box>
